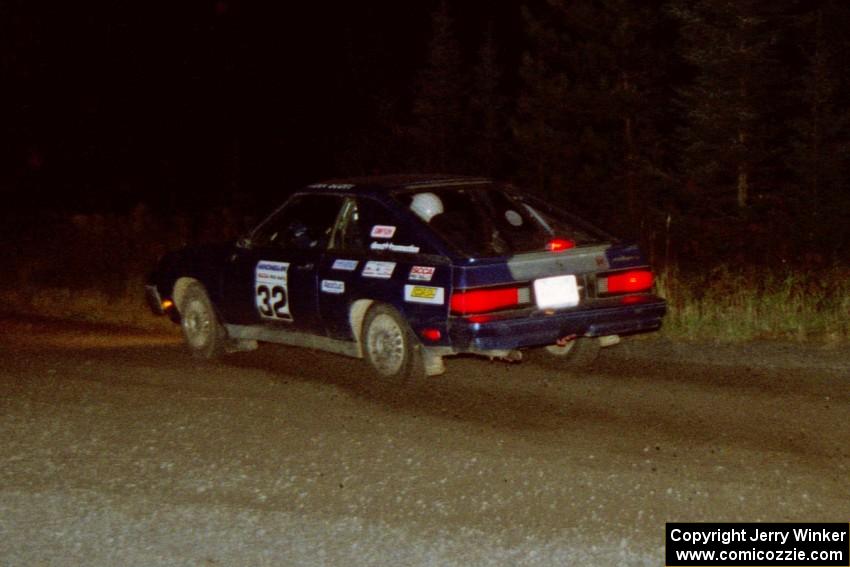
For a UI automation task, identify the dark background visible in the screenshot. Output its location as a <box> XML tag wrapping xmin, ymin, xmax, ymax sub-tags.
<box><xmin>3</xmin><ymin>0</ymin><xmax>850</xmax><ymax>269</ymax></box>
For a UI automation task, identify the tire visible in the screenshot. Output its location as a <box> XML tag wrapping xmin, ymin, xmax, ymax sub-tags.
<box><xmin>362</xmin><ymin>304</ymin><xmax>426</xmax><ymax>382</ymax></box>
<box><xmin>178</xmin><ymin>282</ymin><xmax>227</xmax><ymax>359</ymax></box>
<box><xmin>533</xmin><ymin>337</ymin><xmax>601</xmax><ymax>371</ymax></box>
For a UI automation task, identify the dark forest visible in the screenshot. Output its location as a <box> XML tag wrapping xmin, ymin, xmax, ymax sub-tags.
<box><xmin>3</xmin><ymin>0</ymin><xmax>850</xmax><ymax>270</ymax></box>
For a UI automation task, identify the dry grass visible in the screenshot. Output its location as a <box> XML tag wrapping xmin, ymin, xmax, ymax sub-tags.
<box><xmin>656</xmin><ymin>267</ymin><xmax>850</xmax><ymax>343</ymax></box>
<box><xmin>0</xmin><ymin>278</ymin><xmax>174</xmax><ymax>333</ymax></box>
<box><xmin>5</xmin><ymin>267</ymin><xmax>847</xmax><ymax>345</ymax></box>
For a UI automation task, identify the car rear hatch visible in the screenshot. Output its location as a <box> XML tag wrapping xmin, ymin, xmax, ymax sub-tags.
<box><xmin>393</xmin><ymin>181</ymin><xmax>665</xmax><ymax>348</ymax></box>
<box><xmin>449</xmin><ymin>241</ymin><xmax>659</xmax><ymax>316</ymax></box>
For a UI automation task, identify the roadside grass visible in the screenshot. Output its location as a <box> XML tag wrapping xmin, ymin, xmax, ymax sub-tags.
<box><xmin>0</xmin><ymin>279</ymin><xmax>175</xmax><ymax>333</ymax></box>
<box><xmin>4</xmin><ymin>267</ymin><xmax>847</xmax><ymax>344</ymax></box>
<box><xmin>656</xmin><ymin>267</ymin><xmax>850</xmax><ymax>343</ymax></box>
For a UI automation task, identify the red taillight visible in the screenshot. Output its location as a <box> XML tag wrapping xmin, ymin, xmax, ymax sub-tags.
<box><xmin>546</xmin><ymin>238</ymin><xmax>575</xmax><ymax>252</ymax></box>
<box><xmin>451</xmin><ymin>287</ymin><xmax>519</xmax><ymax>315</ymax></box>
<box><xmin>605</xmin><ymin>270</ymin><xmax>654</xmax><ymax>293</ymax></box>
<box><xmin>420</xmin><ymin>328</ymin><xmax>442</xmax><ymax>341</ymax></box>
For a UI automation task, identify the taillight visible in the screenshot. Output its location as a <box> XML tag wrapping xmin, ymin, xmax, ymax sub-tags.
<box><xmin>602</xmin><ymin>270</ymin><xmax>654</xmax><ymax>294</ymax></box>
<box><xmin>546</xmin><ymin>237</ymin><xmax>576</xmax><ymax>252</ymax></box>
<box><xmin>451</xmin><ymin>287</ymin><xmax>519</xmax><ymax>315</ymax></box>
<box><xmin>420</xmin><ymin>328</ymin><xmax>442</xmax><ymax>341</ymax></box>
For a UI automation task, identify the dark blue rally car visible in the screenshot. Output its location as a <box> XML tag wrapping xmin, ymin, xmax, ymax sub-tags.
<box><xmin>146</xmin><ymin>175</ymin><xmax>665</xmax><ymax>380</ymax></box>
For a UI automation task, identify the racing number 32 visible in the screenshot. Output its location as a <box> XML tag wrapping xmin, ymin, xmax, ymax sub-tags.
<box><xmin>256</xmin><ymin>284</ymin><xmax>288</xmax><ymax>318</ymax></box>
<box><xmin>255</xmin><ymin>261</ymin><xmax>292</xmax><ymax>321</ymax></box>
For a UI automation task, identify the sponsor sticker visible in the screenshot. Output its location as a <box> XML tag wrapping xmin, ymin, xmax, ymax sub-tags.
<box><xmin>320</xmin><ymin>279</ymin><xmax>345</xmax><ymax>294</ymax></box>
<box><xmin>370</xmin><ymin>225</ymin><xmax>397</xmax><ymax>239</ymax></box>
<box><xmin>370</xmin><ymin>242</ymin><xmax>420</xmax><ymax>254</ymax></box>
<box><xmin>409</xmin><ymin>265</ymin><xmax>435</xmax><ymax>281</ymax></box>
<box><xmin>332</xmin><ymin>258</ymin><xmax>358</xmax><ymax>271</ymax></box>
<box><xmin>362</xmin><ymin>261</ymin><xmax>396</xmax><ymax>279</ymax></box>
<box><xmin>404</xmin><ymin>284</ymin><xmax>445</xmax><ymax>305</ymax></box>
<box><xmin>308</xmin><ymin>183</ymin><xmax>355</xmax><ymax>190</ymax></box>
<box><xmin>255</xmin><ymin>260</ymin><xmax>291</xmax><ymax>320</ymax></box>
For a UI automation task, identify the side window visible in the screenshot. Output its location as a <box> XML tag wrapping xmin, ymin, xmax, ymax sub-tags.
<box><xmin>400</xmin><ymin>188</ymin><xmax>506</xmax><ymax>256</ymax></box>
<box><xmin>328</xmin><ymin>197</ymin><xmax>365</xmax><ymax>253</ymax></box>
<box><xmin>252</xmin><ymin>195</ymin><xmax>343</xmax><ymax>251</ymax></box>
<box><xmin>356</xmin><ymin>197</ymin><xmax>436</xmax><ymax>256</ymax></box>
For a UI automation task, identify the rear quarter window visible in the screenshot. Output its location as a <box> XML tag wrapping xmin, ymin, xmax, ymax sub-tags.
<box><xmin>394</xmin><ymin>185</ymin><xmax>610</xmax><ymax>258</ymax></box>
<box><xmin>351</xmin><ymin>196</ymin><xmax>440</xmax><ymax>257</ymax></box>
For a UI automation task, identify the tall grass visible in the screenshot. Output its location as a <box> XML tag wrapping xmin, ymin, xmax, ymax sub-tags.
<box><xmin>656</xmin><ymin>267</ymin><xmax>850</xmax><ymax>342</ymax></box>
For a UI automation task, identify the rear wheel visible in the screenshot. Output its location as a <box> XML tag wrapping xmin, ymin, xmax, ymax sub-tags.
<box><xmin>362</xmin><ymin>304</ymin><xmax>425</xmax><ymax>383</ymax></box>
<box><xmin>178</xmin><ymin>282</ymin><xmax>227</xmax><ymax>359</ymax></box>
<box><xmin>533</xmin><ymin>337</ymin><xmax>601</xmax><ymax>371</ymax></box>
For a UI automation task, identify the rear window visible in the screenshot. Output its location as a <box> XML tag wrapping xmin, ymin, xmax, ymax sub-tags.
<box><xmin>394</xmin><ymin>184</ymin><xmax>609</xmax><ymax>258</ymax></box>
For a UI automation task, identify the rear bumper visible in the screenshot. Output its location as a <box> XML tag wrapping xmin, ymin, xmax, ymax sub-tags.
<box><xmin>448</xmin><ymin>295</ymin><xmax>666</xmax><ymax>352</ymax></box>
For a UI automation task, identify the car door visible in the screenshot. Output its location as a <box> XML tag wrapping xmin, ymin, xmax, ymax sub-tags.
<box><xmin>223</xmin><ymin>193</ymin><xmax>345</xmax><ymax>334</ymax></box>
<box><xmin>317</xmin><ymin>194</ymin><xmax>449</xmax><ymax>341</ymax></box>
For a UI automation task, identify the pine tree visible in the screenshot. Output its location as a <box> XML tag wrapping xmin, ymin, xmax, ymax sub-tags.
<box><xmin>789</xmin><ymin>0</ymin><xmax>850</xmax><ymax>258</ymax></box>
<box><xmin>669</xmin><ymin>0</ymin><xmax>787</xmax><ymax>215</ymax></box>
<box><xmin>513</xmin><ymin>4</ymin><xmax>576</xmax><ymax>200</ymax></box>
<box><xmin>411</xmin><ymin>1</ymin><xmax>467</xmax><ymax>172</ymax></box>
<box><xmin>470</xmin><ymin>22</ymin><xmax>507</xmax><ymax>177</ymax></box>
<box><xmin>514</xmin><ymin>0</ymin><xmax>672</xmax><ymax>231</ymax></box>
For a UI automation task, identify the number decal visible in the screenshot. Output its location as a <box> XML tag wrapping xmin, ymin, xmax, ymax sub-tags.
<box><xmin>256</xmin><ymin>285</ymin><xmax>273</xmax><ymax>317</ymax></box>
<box><xmin>271</xmin><ymin>285</ymin><xmax>288</xmax><ymax>317</ymax></box>
<box><xmin>255</xmin><ymin>261</ymin><xmax>292</xmax><ymax>321</ymax></box>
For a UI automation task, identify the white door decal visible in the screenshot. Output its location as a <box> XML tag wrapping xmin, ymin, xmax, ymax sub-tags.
<box><xmin>255</xmin><ymin>261</ymin><xmax>292</xmax><ymax>321</ymax></box>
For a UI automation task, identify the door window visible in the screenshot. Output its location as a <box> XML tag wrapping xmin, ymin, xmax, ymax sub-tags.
<box><xmin>252</xmin><ymin>195</ymin><xmax>344</xmax><ymax>251</ymax></box>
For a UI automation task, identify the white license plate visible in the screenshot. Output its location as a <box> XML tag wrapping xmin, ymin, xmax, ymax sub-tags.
<box><xmin>534</xmin><ymin>275</ymin><xmax>580</xmax><ymax>309</ymax></box>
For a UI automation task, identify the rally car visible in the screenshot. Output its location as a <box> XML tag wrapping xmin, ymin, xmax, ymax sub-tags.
<box><xmin>145</xmin><ymin>174</ymin><xmax>666</xmax><ymax>380</ymax></box>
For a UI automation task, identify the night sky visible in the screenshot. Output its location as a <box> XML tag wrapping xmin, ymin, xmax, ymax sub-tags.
<box><xmin>2</xmin><ymin>1</ymin><xmax>522</xmax><ymax>213</ymax></box>
<box><xmin>5</xmin><ymin>1</ymin><xmax>850</xmax><ymax>267</ymax></box>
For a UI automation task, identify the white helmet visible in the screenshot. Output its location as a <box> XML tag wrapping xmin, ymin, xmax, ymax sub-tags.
<box><xmin>410</xmin><ymin>192</ymin><xmax>444</xmax><ymax>223</ymax></box>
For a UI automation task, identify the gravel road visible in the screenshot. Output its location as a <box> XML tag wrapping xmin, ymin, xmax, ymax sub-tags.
<box><xmin>1</xmin><ymin>316</ymin><xmax>848</xmax><ymax>566</ymax></box>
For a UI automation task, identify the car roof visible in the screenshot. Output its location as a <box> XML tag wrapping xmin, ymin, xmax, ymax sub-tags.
<box><xmin>305</xmin><ymin>174</ymin><xmax>493</xmax><ymax>195</ymax></box>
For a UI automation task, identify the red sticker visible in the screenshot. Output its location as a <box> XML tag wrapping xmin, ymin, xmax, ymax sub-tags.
<box><xmin>370</xmin><ymin>225</ymin><xmax>396</xmax><ymax>238</ymax></box>
<box><xmin>409</xmin><ymin>265</ymin><xmax>435</xmax><ymax>281</ymax></box>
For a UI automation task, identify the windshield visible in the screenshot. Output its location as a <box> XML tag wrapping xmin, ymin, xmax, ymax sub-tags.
<box><xmin>394</xmin><ymin>184</ymin><xmax>610</xmax><ymax>258</ymax></box>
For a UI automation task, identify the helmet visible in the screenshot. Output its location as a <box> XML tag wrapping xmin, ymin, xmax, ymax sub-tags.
<box><xmin>410</xmin><ymin>192</ymin><xmax>444</xmax><ymax>223</ymax></box>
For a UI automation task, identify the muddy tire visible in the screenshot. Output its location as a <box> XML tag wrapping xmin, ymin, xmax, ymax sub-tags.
<box><xmin>362</xmin><ymin>304</ymin><xmax>426</xmax><ymax>383</ymax></box>
<box><xmin>178</xmin><ymin>282</ymin><xmax>227</xmax><ymax>359</ymax></box>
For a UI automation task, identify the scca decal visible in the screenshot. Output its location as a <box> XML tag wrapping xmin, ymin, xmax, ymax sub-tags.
<box><xmin>409</xmin><ymin>265</ymin><xmax>435</xmax><ymax>281</ymax></box>
<box><xmin>403</xmin><ymin>284</ymin><xmax>445</xmax><ymax>305</ymax></box>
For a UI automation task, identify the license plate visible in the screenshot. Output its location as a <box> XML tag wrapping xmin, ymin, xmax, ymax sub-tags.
<box><xmin>534</xmin><ymin>275</ymin><xmax>580</xmax><ymax>309</ymax></box>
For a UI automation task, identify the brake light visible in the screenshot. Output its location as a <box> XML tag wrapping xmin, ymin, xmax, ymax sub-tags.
<box><xmin>546</xmin><ymin>238</ymin><xmax>575</xmax><ymax>252</ymax></box>
<box><xmin>451</xmin><ymin>287</ymin><xmax>519</xmax><ymax>315</ymax></box>
<box><xmin>420</xmin><ymin>328</ymin><xmax>442</xmax><ymax>341</ymax></box>
<box><xmin>605</xmin><ymin>270</ymin><xmax>654</xmax><ymax>293</ymax></box>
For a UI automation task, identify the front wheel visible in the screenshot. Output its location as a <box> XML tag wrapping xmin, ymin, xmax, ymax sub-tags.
<box><xmin>178</xmin><ymin>282</ymin><xmax>227</xmax><ymax>359</ymax></box>
<box><xmin>362</xmin><ymin>304</ymin><xmax>425</xmax><ymax>383</ymax></box>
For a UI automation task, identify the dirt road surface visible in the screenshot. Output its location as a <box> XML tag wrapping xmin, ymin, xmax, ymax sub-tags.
<box><xmin>1</xmin><ymin>316</ymin><xmax>848</xmax><ymax>566</ymax></box>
